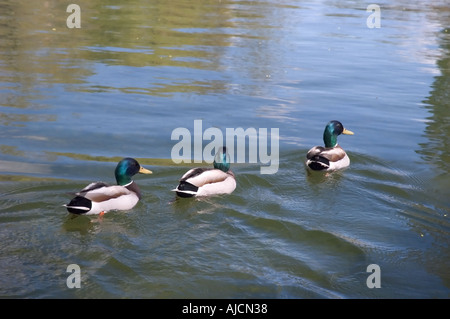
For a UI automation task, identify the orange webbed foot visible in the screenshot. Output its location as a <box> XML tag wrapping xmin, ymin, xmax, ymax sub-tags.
<box><xmin>96</xmin><ymin>211</ymin><xmax>106</xmax><ymax>222</ymax></box>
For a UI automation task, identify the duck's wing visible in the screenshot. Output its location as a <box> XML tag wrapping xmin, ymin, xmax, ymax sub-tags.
<box><xmin>179</xmin><ymin>168</ymin><xmax>210</xmax><ymax>182</ymax></box>
<box><xmin>174</xmin><ymin>168</ymin><xmax>235</xmax><ymax>197</ymax></box>
<box><xmin>78</xmin><ymin>183</ymin><xmax>132</xmax><ymax>202</ymax></box>
<box><xmin>181</xmin><ymin>168</ymin><xmax>231</xmax><ymax>187</ymax></box>
<box><xmin>173</xmin><ymin>168</ymin><xmax>210</xmax><ymax>197</ymax></box>
<box><xmin>76</xmin><ymin>182</ymin><xmax>109</xmax><ymax>195</ymax></box>
<box><xmin>306</xmin><ymin>146</ymin><xmax>325</xmax><ymax>159</ymax></box>
<box><xmin>318</xmin><ymin>145</ymin><xmax>347</xmax><ymax>162</ymax></box>
<box><xmin>306</xmin><ymin>145</ymin><xmax>346</xmax><ymax>163</ymax></box>
<box><xmin>195</xmin><ymin>171</ymin><xmax>236</xmax><ymax>196</ymax></box>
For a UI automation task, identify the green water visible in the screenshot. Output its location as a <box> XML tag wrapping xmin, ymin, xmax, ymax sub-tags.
<box><xmin>0</xmin><ymin>0</ymin><xmax>449</xmax><ymax>299</ymax></box>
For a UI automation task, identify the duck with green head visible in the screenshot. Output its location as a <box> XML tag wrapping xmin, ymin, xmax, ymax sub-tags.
<box><xmin>64</xmin><ymin>157</ymin><xmax>152</xmax><ymax>215</ymax></box>
<box><xmin>173</xmin><ymin>147</ymin><xmax>236</xmax><ymax>197</ymax></box>
<box><xmin>305</xmin><ymin>120</ymin><xmax>354</xmax><ymax>171</ymax></box>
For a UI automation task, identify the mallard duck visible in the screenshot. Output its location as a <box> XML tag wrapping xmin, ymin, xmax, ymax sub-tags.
<box><xmin>173</xmin><ymin>147</ymin><xmax>236</xmax><ymax>197</ymax></box>
<box><xmin>64</xmin><ymin>157</ymin><xmax>152</xmax><ymax>215</ymax></box>
<box><xmin>305</xmin><ymin>120</ymin><xmax>354</xmax><ymax>171</ymax></box>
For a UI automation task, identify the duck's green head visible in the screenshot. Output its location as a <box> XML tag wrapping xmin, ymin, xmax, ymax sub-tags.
<box><xmin>213</xmin><ymin>147</ymin><xmax>231</xmax><ymax>172</ymax></box>
<box><xmin>323</xmin><ymin>120</ymin><xmax>354</xmax><ymax>148</ymax></box>
<box><xmin>115</xmin><ymin>157</ymin><xmax>152</xmax><ymax>186</ymax></box>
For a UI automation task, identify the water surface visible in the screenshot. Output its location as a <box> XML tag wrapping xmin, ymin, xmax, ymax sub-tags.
<box><xmin>0</xmin><ymin>0</ymin><xmax>449</xmax><ymax>298</ymax></box>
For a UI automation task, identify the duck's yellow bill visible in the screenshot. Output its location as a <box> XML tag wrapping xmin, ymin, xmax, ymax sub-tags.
<box><xmin>342</xmin><ymin>128</ymin><xmax>354</xmax><ymax>135</ymax></box>
<box><xmin>139</xmin><ymin>167</ymin><xmax>153</xmax><ymax>174</ymax></box>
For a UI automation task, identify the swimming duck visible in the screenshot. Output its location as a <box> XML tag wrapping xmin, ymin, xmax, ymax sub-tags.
<box><xmin>64</xmin><ymin>157</ymin><xmax>152</xmax><ymax>215</ymax></box>
<box><xmin>305</xmin><ymin>120</ymin><xmax>354</xmax><ymax>171</ymax></box>
<box><xmin>173</xmin><ymin>147</ymin><xmax>236</xmax><ymax>197</ymax></box>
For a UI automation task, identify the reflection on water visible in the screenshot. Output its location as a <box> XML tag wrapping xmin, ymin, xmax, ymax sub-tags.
<box><xmin>62</xmin><ymin>214</ymin><xmax>100</xmax><ymax>235</ymax></box>
<box><xmin>416</xmin><ymin>19</ymin><xmax>450</xmax><ymax>288</ymax></box>
<box><xmin>0</xmin><ymin>0</ymin><xmax>285</xmax><ymax>99</ymax></box>
<box><xmin>420</xmin><ymin>29</ymin><xmax>450</xmax><ymax>176</ymax></box>
<box><xmin>0</xmin><ymin>0</ymin><xmax>449</xmax><ymax>298</ymax></box>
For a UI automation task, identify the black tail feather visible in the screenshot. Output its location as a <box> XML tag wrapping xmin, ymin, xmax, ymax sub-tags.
<box><xmin>175</xmin><ymin>181</ymin><xmax>198</xmax><ymax>198</ymax></box>
<box><xmin>65</xmin><ymin>196</ymin><xmax>92</xmax><ymax>214</ymax></box>
<box><xmin>307</xmin><ymin>155</ymin><xmax>330</xmax><ymax>171</ymax></box>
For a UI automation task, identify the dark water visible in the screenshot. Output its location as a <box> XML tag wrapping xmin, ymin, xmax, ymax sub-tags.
<box><xmin>0</xmin><ymin>0</ymin><xmax>449</xmax><ymax>298</ymax></box>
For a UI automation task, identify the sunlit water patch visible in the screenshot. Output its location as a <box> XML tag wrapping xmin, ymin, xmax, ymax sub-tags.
<box><xmin>0</xmin><ymin>0</ymin><xmax>449</xmax><ymax>298</ymax></box>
